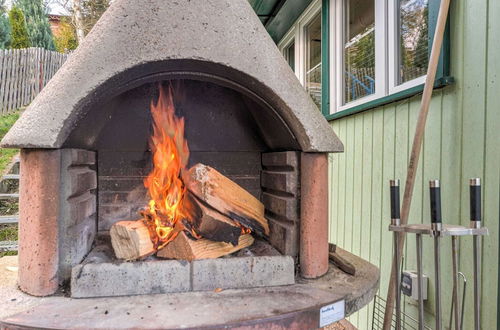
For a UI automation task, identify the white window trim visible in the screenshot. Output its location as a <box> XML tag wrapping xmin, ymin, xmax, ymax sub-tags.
<box><xmin>278</xmin><ymin>0</ymin><xmax>322</xmax><ymax>87</ymax></box>
<box><xmin>387</xmin><ymin>0</ymin><xmax>427</xmax><ymax>95</ymax></box>
<box><xmin>279</xmin><ymin>0</ymin><xmax>430</xmax><ymax>115</ymax></box>
<box><xmin>278</xmin><ymin>28</ymin><xmax>299</xmax><ymax>80</ymax></box>
<box><xmin>334</xmin><ymin>0</ymin><xmax>388</xmax><ymax>114</ymax></box>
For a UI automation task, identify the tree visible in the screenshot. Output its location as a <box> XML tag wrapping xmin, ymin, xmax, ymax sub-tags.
<box><xmin>81</xmin><ymin>0</ymin><xmax>110</xmax><ymax>35</ymax></box>
<box><xmin>0</xmin><ymin>0</ymin><xmax>10</xmax><ymax>49</ymax></box>
<box><xmin>54</xmin><ymin>0</ymin><xmax>110</xmax><ymax>42</ymax></box>
<box><xmin>15</xmin><ymin>0</ymin><xmax>55</xmax><ymax>50</ymax></box>
<box><xmin>54</xmin><ymin>17</ymin><xmax>78</xmax><ymax>52</ymax></box>
<box><xmin>9</xmin><ymin>6</ymin><xmax>30</xmax><ymax>49</ymax></box>
<box><xmin>72</xmin><ymin>0</ymin><xmax>85</xmax><ymax>43</ymax></box>
<box><xmin>414</xmin><ymin>6</ymin><xmax>429</xmax><ymax>69</ymax></box>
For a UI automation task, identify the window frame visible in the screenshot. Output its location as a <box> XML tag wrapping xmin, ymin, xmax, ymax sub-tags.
<box><xmin>279</xmin><ymin>27</ymin><xmax>299</xmax><ymax>80</ymax></box>
<box><xmin>278</xmin><ymin>0</ymin><xmax>452</xmax><ymax>120</ymax></box>
<box><xmin>387</xmin><ymin>0</ymin><xmax>428</xmax><ymax>95</ymax></box>
<box><xmin>332</xmin><ymin>0</ymin><xmax>388</xmax><ymax>113</ymax></box>
<box><xmin>277</xmin><ymin>0</ymin><xmax>323</xmax><ymax>89</ymax></box>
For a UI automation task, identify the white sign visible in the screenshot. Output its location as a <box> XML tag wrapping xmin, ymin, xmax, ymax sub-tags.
<box><xmin>319</xmin><ymin>300</ymin><xmax>345</xmax><ymax>328</ymax></box>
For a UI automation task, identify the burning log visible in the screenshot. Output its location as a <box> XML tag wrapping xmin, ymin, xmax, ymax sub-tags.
<box><xmin>191</xmin><ymin>196</ymin><xmax>242</xmax><ymax>246</ymax></box>
<box><xmin>186</xmin><ymin>164</ymin><xmax>270</xmax><ymax>237</ymax></box>
<box><xmin>156</xmin><ymin>231</ymin><xmax>254</xmax><ymax>261</ymax></box>
<box><xmin>110</xmin><ymin>88</ymin><xmax>264</xmax><ymax>261</ymax></box>
<box><xmin>110</xmin><ymin>220</ymin><xmax>155</xmax><ymax>261</ymax></box>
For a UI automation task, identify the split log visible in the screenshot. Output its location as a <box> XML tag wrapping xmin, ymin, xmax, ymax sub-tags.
<box><xmin>328</xmin><ymin>243</ymin><xmax>355</xmax><ymax>275</ymax></box>
<box><xmin>186</xmin><ymin>164</ymin><xmax>270</xmax><ymax>236</ymax></box>
<box><xmin>192</xmin><ymin>196</ymin><xmax>242</xmax><ymax>246</ymax></box>
<box><xmin>110</xmin><ymin>220</ymin><xmax>155</xmax><ymax>261</ymax></box>
<box><xmin>157</xmin><ymin>231</ymin><xmax>254</xmax><ymax>261</ymax></box>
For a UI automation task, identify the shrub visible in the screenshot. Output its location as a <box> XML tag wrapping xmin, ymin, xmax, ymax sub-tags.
<box><xmin>15</xmin><ymin>0</ymin><xmax>55</xmax><ymax>50</ymax></box>
<box><xmin>8</xmin><ymin>7</ymin><xmax>30</xmax><ymax>49</ymax></box>
<box><xmin>54</xmin><ymin>18</ymin><xmax>78</xmax><ymax>52</ymax></box>
<box><xmin>0</xmin><ymin>0</ymin><xmax>10</xmax><ymax>49</ymax></box>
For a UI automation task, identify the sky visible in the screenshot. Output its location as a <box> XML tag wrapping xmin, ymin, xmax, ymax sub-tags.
<box><xmin>5</xmin><ymin>0</ymin><xmax>70</xmax><ymax>15</ymax></box>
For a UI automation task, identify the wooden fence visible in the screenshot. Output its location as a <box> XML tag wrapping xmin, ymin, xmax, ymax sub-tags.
<box><xmin>0</xmin><ymin>48</ymin><xmax>70</xmax><ymax>114</ymax></box>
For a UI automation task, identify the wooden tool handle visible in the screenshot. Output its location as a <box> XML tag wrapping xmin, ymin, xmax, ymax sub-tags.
<box><xmin>382</xmin><ymin>0</ymin><xmax>452</xmax><ymax>327</ymax></box>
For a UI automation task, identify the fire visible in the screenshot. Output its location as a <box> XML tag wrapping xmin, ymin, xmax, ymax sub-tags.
<box><xmin>141</xmin><ymin>86</ymin><xmax>196</xmax><ymax>249</ymax></box>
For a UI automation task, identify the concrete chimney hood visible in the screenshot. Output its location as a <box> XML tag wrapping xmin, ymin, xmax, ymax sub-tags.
<box><xmin>1</xmin><ymin>0</ymin><xmax>342</xmax><ymax>152</ymax></box>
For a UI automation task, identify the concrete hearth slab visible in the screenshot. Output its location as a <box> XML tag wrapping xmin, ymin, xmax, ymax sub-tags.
<box><xmin>70</xmin><ymin>237</ymin><xmax>295</xmax><ymax>298</ymax></box>
<box><xmin>0</xmin><ymin>248</ymin><xmax>379</xmax><ymax>329</ymax></box>
<box><xmin>71</xmin><ymin>260</ymin><xmax>191</xmax><ymax>298</ymax></box>
<box><xmin>192</xmin><ymin>256</ymin><xmax>295</xmax><ymax>291</ymax></box>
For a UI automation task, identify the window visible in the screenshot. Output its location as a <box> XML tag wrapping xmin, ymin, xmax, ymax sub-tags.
<box><xmin>398</xmin><ymin>0</ymin><xmax>429</xmax><ymax>84</ymax></box>
<box><xmin>283</xmin><ymin>41</ymin><xmax>296</xmax><ymax>72</ymax></box>
<box><xmin>277</xmin><ymin>1</ymin><xmax>323</xmax><ymax>111</ymax></box>
<box><xmin>305</xmin><ymin>13</ymin><xmax>322</xmax><ymax>108</ymax></box>
<box><xmin>279</xmin><ymin>0</ymin><xmax>449</xmax><ymax>116</ymax></box>
<box><xmin>336</xmin><ymin>0</ymin><xmax>439</xmax><ymax>111</ymax></box>
<box><xmin>343</xmin><ymin>0</ymin><xmax>376</xmax><ymax>103</ymax></box>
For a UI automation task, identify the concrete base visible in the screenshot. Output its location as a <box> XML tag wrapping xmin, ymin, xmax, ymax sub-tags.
<box><xmin>0</xmin><ymin>248</ymin><xmax>378</xmax><ymax>329</ymax></box>
<box><xmin>71</xmin><ymin>237</ymin><xmax>295</xmax><ymax>298</ymax></box>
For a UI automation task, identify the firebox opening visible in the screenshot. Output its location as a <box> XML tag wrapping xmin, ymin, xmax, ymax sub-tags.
<box><xmin>62</xmin><ymin>78</ymin><xmax>302</xmax><ymax>260</ymax></box>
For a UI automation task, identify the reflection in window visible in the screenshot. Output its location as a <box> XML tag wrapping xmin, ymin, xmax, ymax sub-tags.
<box><xmin>305</xmin><ymin>13</ymin><xmax>322</xmax><ymax>109</ymax></box>
<box><xmin>399</xmin><ymin>0</ymin><xmax>429</xmax><ymax>84</ymax></box>
<box><xmin>285</xmin><ymin>41</ymin><xmax>295</xmax><ymax>72</ymax></box>
<box><xmin>344</xmin><ymin>0</ymin><xmax>375</xmax><ymax>104</ymax></box>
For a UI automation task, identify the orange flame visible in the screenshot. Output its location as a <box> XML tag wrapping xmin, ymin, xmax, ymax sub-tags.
<box><xmin>142</xmin><ymin>86</ymin><xmax>195</xmax><ymax>249</ymax></box>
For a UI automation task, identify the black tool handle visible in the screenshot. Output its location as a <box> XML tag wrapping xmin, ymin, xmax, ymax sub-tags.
<box><xmin>470</xmin><ymin>178</ymin><xmax>481</xmax><ymax>222</ymax></box>
<box><xmin>429</xmin><ymin>180</ymin><xmax>441</xmax><ymax>223</ymax></box>
<box><xmin>390</xmin><ymin>180</ymin><xmax>400</xmax><ymax>220</ymax></box>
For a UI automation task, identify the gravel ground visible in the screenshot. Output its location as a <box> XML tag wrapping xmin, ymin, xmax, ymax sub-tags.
<box><xmin>0</xmin><ymin>256</ymin><xmax>65</xmax><ymax>320</ymax></box>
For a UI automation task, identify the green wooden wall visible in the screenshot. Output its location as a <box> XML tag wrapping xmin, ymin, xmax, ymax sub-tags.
<box><xmin>328</xmin><ymin>0</ymin><xmax>500</xmax><ymax>328</ymax></box>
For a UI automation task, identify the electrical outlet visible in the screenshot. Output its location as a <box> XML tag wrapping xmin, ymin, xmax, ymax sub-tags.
<box><xmin>401</xmin><ymin>270</ymin><xmax>428</xmax><ymax>301</ymax></box>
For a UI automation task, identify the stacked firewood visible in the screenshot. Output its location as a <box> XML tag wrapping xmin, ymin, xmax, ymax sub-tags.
<box><xmin>110</xmin><ymin>164</ymin><xmax>269</xmax><ymax>261</ymax></box>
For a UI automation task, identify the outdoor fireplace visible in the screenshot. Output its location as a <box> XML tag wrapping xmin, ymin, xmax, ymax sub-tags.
<box><xmin>0</xmin><ymin>1</ymin><xmax>380</xmax><ymax>329</ymax></box>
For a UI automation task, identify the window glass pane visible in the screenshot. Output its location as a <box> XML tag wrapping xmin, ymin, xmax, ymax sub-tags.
<box><xmin>305</xmin><ymin>13</ymin><xmax>322</xmax><ymax>109</ymax></box>
<box><xmin>344</xmin><ymin>0</ymin><xmax>375</xmax><ymax>104</ymax></box>
<box><xmin>399</xmin><ymin>0</ymin><xmax>429</xmax><ymax>84</ymax></box>
<box><xmin>285</xmin><ymin>41</ymin><xmax>295</xmax><ymax>72</ymax></box>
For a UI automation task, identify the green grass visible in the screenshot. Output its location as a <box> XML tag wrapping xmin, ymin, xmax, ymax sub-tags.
<box><xmin>0</xmin><ymin>112</ymin><xmax>20</xmax><ymax>175</ymax></box>
<box><xmin>0</xmin><ymin>224</ymin><xmax>18</xmax><ymax>257</ymax></box>
<box><xmin>0</xmin><ymin>199</ymin><xmax>19</xmax><ymax>215</ymax></box>
<box><xmin>0</xmin><ymin>225</ymin><xmax>18</xmax><ymax>241</ymax></box>
<box><xmin>0</xmin><ymin>112</ymin><xmax>20</xmax><ymax>257</ymax></box>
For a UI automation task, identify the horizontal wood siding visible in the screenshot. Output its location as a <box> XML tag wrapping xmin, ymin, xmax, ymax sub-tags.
<box><xmin>328</xmin><ymin>0</ymin><xmax>500</xmax><ymax>328</ymax></box>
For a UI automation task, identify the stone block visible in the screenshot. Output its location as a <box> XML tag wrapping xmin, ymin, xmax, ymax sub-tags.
<box><xmin>58</xmin><ymin>149</ymin><xmax>97</xmax><ymax>284</ymax></box>
<box><xmin>71</xmin><ymin>260</ymin><xmax>191</xmax><ymax>298</ymax></box>
<box><xmin>98</xmin><ymin>204</ymin><xmax>143</xmax><ymax>231</ymax></box>
<box><xmin>262</xmin><ymin>152</ymin><xmax>299</xmax><ymax>168</ymax></box>
<box><xmin>268</xmin><ymin>218</ymin><xmax>299</xmax><ymax>257</ymax></box>
<box><xmin>67</xmin><ymin>192</ymin><xmax>96</xmax><ymax>225</ymax></box>
<box><xmin>261</xmin><ymin>151</ymin><xmax>301</xmax><ymax>257</ymax></box>
<box><xmin>60</xmin><ymin>218</ymin><xmax>96</xmax><ymax>280</ymax></box>
<box><xmin>98</xmin><ymin>177</ymin><xmax>144</xmax><ymax>192</ymax></box>
<box><xmin>262</xmin><ymin>192</ymin><xmax>298</xmax><ymax>221</ymax></box>
<box><xmin>261</xmin><ymin>171</ymin><xmax>298</xmax><ymax>195</ymax></box>
<box><xmin>67</xmin><ymin>167</ymin><xmax>97</xmax><ymax>198</ymax></box>
<box><xmin>69</xmin><ymin>149</ymin><xmax>96</xmax><ymax>166</ymax></box>
<box><xmin>192</xmin><ymin>256</ymin><xmax>295</xmax><ymax>291</ymax></box>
